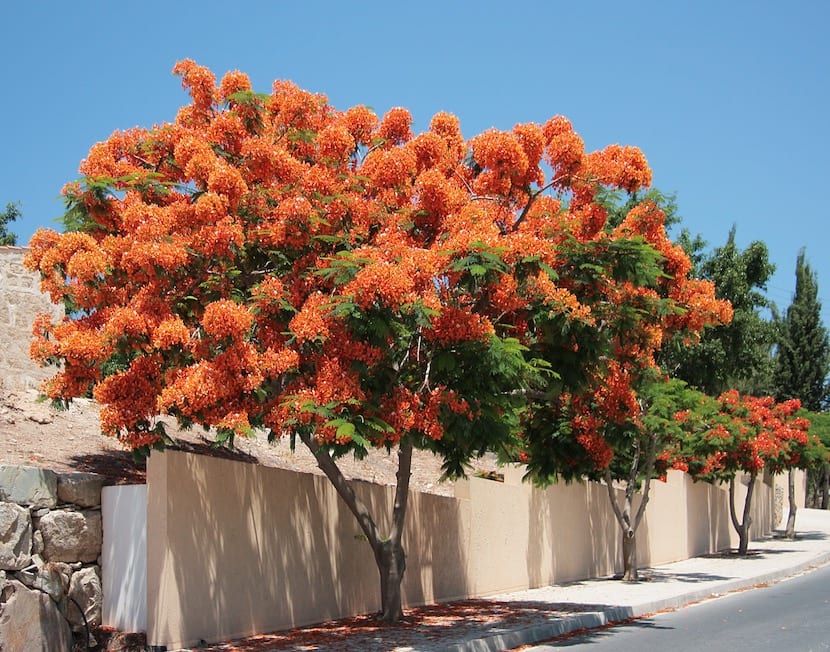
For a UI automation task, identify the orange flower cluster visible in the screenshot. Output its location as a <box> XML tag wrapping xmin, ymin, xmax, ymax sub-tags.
<box><xmin>378</xmin><ymin>107</ymin><xmax>413</xmax><ymax>145</ymax></box>
<box><xmin>290</xmin><ymin>293</ymin><xmax>332</xmax><ymax>343</ymax></box>
<box><xmin>572</xmin><ymin>414</ymin><xmax>614</xmax><ymax>469</ymax></box>
<box><xmin>427</xmin><ymin>307</ymin><xmax>495</xmax><ymax>345</ymax></box>
<box><xmin>585</xmin><ymin>144</ymin><xmax>652</xmax><ymax>193</ymax></box>
<box><xmin>202</xmin><ymin>300</ymin><xmax>254</xmax><ymax>340</ymax></box>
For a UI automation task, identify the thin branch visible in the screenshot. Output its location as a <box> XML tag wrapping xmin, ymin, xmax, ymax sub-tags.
<box><xmin>604</xmin><ymin>466</ymin><xmax>628</xmax><ymax>534</ymax></box>
<box><xmin>741</xmin><ymin>472</ymin><xmax>755</xmax><ymax>531</ymax></box>
<box><xmin>633</xmin><ymin>432</ymin><xmax>658</xmax><ymax>532</ymax></box>
<box><xmin>510</xmin><ymin>176</ymin><xmax>566</xmax><ymax>233</ymax></box>
<box><xmin>418</xmin><ymin>358</ymin><xmax>432</xmax><ymax>393</ymax></box>
<box><xmin>728</xmin><ymin>477</ymin><xmax>741</xmax><ymax>534</ymax></box>
<box><xmin>299</xmin><ymin>431</ymin><xmax>381</xmax><ymax>554</ymax></box>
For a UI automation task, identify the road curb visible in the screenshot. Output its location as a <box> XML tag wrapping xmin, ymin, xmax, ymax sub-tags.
<box><xmin>445</xmin><ymin>550</ymin><xmax>830</xmax><ymax>652</ymax></box>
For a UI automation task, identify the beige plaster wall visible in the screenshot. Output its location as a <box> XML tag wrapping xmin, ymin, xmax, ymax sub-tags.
<box><xmin>0</xmin><ymin>246</ymin><xmax>62</xmax><ymax>390</ymax></box>
<box><xmin>146</xmin><ymin>451</ymin><xmax>777</xmax><ymax>649</ymax></box>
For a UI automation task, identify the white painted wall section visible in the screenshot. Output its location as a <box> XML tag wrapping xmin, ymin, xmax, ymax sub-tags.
<box><xmin>102</xmin><ymin>484</ymin><xmax>148</xmax><ymax>633</ymax></box>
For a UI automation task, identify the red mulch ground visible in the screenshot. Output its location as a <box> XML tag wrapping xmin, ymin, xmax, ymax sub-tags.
<box><xmin>195</xmin><ymin>599</ymin><xmax>575</xmax><ymax>651</ymax></box>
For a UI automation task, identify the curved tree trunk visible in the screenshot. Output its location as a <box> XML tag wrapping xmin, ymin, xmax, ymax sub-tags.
<box><xmin>729</xmin><ymin>474</ymin><xmax>755</xmax><ymax>555</ymax></box>
<box><xmin>785</xmin><ymin>468</ymin><xmax>797</xmax><ymax>540</ymax></box>
<box><xmin>300</xmin><ymin>432</ymin><xmax>413</xmax><ymax>622</ymax></box>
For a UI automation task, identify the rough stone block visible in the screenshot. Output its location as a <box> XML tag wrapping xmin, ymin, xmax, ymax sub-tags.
<box><xmin>0</xmin><ymin>502</ymin><xmax>32</xmax><ymax>570</ymax></box>
<box><xmin>15</xmin><ymin>561</ymin><xmax>70</xmax><ymax>601</ymax></box>
<box><xmin>0</xmin><ymin>579</ymin><xmax>73</xmax><ymax>652</ymax></box>
<box><xmin>67</xmin><ymin>566</ymin><xmax>102</xmax><ymax>630</ymax></box>
<box><xmin>39</xmin><ymin>509</ymin><xmax>102</xmax><ymax>563</ymax></box>
<box><xmin>0</xmin><ymin>465</ymin><xmax>58</xmax><ymax>508</ymax></box>
<box><xmin>32</xmin><ymin>528</ymin><xmax>43</xmax><ymax>555</ymax></box>
<box><xmin>58</xmin><ymin>472</ymin><xmax>104</xmax><ymax>508</ymax></box>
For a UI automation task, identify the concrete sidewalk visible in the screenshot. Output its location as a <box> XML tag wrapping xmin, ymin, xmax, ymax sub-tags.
<box><xmin>199</xmin><ymin>509</ymin><xmax>830</xmax><ymax>652</ymax></box>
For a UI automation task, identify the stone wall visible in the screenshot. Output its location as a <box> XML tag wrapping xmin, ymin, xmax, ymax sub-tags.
<box><xmin>0</xmin><ymin>247</ymin><xmax>63</xmax><ymax>391</ymax></box>
<box><xmin>0</xmin><ymin>464</ymin><xmax>104</xmax><ymax>650</ymax></box>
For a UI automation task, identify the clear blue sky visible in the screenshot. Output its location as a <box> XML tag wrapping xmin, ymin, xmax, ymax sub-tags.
<box><xmin>2</xmin><ymin>0</ymin><xmax>828</xmax><ymax>322</ymax></box>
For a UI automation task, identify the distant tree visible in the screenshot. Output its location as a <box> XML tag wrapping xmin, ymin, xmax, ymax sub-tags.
<box><xmin>774</xmin><ymin>250</ymin><xmax>830</xmax><ymax>410</ymax></box>
<box><xmin>774</xmin><ymin>250</ymin><xmax>830</xmax><ymax>529</ymax></box>
<box><xmin>0</xmin><ymin>202</ymin><xmax>21</xmax><ymax>245</ymax></box>
<box><xmin>662</xmin><ymin>226</ymin><xmax>776</xmax><ymax>396</ymax></box>
<box><xmin>677</xmin><ymin>392</ymin><xmax>817</xmax><ymax>555</ymax></box>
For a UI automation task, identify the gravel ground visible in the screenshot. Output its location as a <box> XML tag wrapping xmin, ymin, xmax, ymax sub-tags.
<box><xmin>0</xmin><ymin>387</ymin><xmax>498</xmax><ymax>492</ymax></box>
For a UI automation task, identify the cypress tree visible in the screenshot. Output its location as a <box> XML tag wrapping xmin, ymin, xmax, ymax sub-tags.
<box><xmin>774</xmin><ymin>250</ymin><xmax>830</xmax><ymax>411</ymax></box>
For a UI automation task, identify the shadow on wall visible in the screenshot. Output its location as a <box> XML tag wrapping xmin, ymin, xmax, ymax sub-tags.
<box><xmin>526</xmin><ymin>480</ymin><xmax>621</xmax><ymax>588</ymax></box>
<box><xmin>102</xmin><ymin>484</ymin><xmax>147</xmax><ymax>633</ymax></box>
<box><xmin>146</xmin><ymin>450</ymin><xmax>468</xmax><ymax>649</ymax></box>
<box><xmin>686</xmin><ymin>476</ymin><xmax>732</xmax><ymax>556</ymax></box>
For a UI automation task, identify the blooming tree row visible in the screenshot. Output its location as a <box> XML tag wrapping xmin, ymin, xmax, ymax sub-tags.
<box><xmin>670</xmin><ymin>390</ymin><xmax>823</xmax><ymax>554</ymax></box>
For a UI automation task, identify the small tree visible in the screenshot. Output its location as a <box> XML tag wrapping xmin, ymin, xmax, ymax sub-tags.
<box><xmin>0</xmin><ymin>202</ymin><xmax>21</xmax><ymax>246</ymax></box>
<box><xmin>679</xmin><ymin>392</ymin><xmax>816</xmax><ymax>554</ymax></box>
<box><xmin>803</xmin><ymin>410</ymin><xmax>830</xmax><ymax>508</ymax></box>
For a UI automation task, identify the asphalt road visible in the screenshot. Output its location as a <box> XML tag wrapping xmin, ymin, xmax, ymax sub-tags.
<box><xmin>522</xmin><ymin>562</ymin><xmax>830</xmax><ymax>652</ymax></box>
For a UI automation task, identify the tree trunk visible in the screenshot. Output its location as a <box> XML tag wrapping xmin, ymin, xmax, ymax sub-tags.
<box><xmin>300</xmin><ymin>432</ymin><xmax>413</xmax><ymax>622</ymax></box>
<box><xmin>376</xmin><ymin>538</ymin><xmax>406</xmax><ymax>622</ymax></box>
<box><xmin>822</xmin><ymin>463</ymin><xmax>830</xmax><ymax>510</ymax></box>
<box><xmin>785</xmin><ymin>468</ymin><xmax>797</xmax><ymax>539</ymax></box>
<box><xmin>621</xmin><ymin>528</ymin><xmax>637</xmax><ymax>582</ymax></box>
<box><xmin>603</xmin><ymin>432</ymin><xmax>657</xmax><ymax>582</ymax></box>
<box><xmin>729</xmin><ymin>474</ymin><xmax>755</xmax><ymax>555</ymax></box>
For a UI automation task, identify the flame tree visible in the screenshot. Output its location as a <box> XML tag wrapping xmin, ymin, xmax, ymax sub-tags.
<box><xmin>514</xmin><ymin>190</ymin><xmax>732</xmax><ymax>580</ymax></box>
<box><xmin>27</xmin><ymin>60</ymin><xmax>726</xmax><ymax>619</ymax></box>
<box><xmin>675</xmin><ymin>391</ymin><xmax>821</xmax><ymax>554</ymax></box>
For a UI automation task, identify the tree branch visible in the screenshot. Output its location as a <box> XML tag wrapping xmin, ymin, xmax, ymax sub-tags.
<box><xmin>604</xmin><ymin>466</ymin><xmax>628</xmax><ymax>534</ymax></box>
<box><xmin>390</xmin><ymin>438</ymin><xmax>413</xmax><ymax>543</ymax></box>
<box><xmin>510</xmin><ymin>176</ymin><xmax>567</xmax><ymax>233</ymax></box>
<box><xmin>728</xmin><ymin>476</ymin><xmax>740</xmax><ymax>534</ymax></box>
<box><xmin>299</xmin><ymin>430</ymin><xmax>382</xmax><ymax>553</ymax></box>
<box><xmin>633</xmin><ymin>432</ymin><xmax>658</xmax><ymax>532</ymax></box>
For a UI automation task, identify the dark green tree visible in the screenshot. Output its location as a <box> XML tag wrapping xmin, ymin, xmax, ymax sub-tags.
<box><xmin>662</xmin><ymin>226</ymin><xmax>776</xmax><ymax>396</ymax></box>
<box><xmin>774</xmin><ymin>250</ymin><xmax>830</xmax><ymax>411</ymax></box>
<box><xmin>774</xmin><ymin>250</ymin><xmax>830</xmax><ymax>525</ymax></box>
<box><xmin>0</xmin><ymin>202</ymin><xmax>21</xmax><ymax>246</ymax></box>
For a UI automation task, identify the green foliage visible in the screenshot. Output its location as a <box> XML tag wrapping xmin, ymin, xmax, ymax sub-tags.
<box><xmin>774</xmin><ymin>249</ymin><xmax>830</xmax><ymax>411</ymax></box>
<box><xmin>804</xmin><ymin>410</ymin><xmax>830</xmax><ymax>448</ymax></box>
<box><xmin>663</xmin><ymin>226</ymin><xmax>777</xmax><ymax>395</ymax></box>
<box><xmin>595</xmin><ymin>187</ymin><xmax>681</xmax><ymax>231</ymax></box>
<box><xmin>0</xmin><ymin>202</ymin><xmax>21</xmax><ymax>246</ymax></box>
